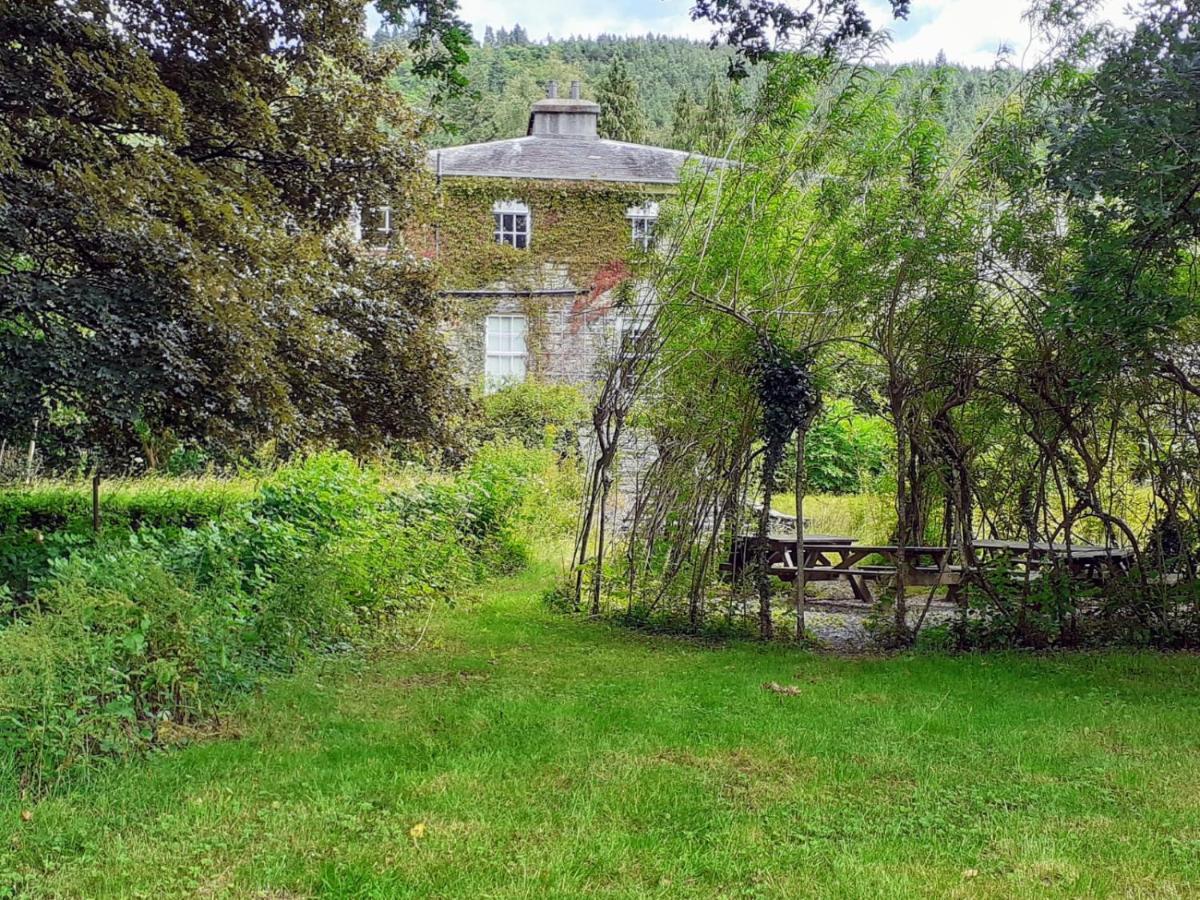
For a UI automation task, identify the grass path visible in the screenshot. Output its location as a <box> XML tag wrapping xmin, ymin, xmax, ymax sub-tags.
<box><xmin>4</xmin><ymin>556</ymin><xmax>1200</xmax><ymax>897</ymax></box>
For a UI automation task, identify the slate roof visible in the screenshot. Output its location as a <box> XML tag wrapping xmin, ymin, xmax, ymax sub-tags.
<box><xmin>430</xmin><ymin>136</ymin><xmax>710</xmax><ymax>185</ymax></box>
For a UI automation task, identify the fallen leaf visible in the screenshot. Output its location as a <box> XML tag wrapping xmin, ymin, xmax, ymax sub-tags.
<box><xmin>409</xmin><ymin>822</ymin><xmax>427</xmax><ymax>840</ymax></box>
<box><xmin>763</xmin><ymin>681</ymin><xmax>802</xmax><ymax>696</ymax></box>
<box><xmin>962</xmin><ymin>868</ymin><xmax>979</xmax><ymax>879</ymax></box>
<box><xmin>20</xmin><ymin>810</ymin><xmax>32</xmax><ymax>823</ymax></box>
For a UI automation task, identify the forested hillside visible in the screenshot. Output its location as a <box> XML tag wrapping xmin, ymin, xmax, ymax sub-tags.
<box><xmin>378</xmin><ymin>27</ymin><xmax>1019</xmax><ymax>150</ymax></box>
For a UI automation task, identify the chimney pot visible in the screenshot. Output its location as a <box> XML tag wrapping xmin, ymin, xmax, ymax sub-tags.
<box><xmin>570</xmin><ymin>80</ymin><xmax>581</xmax><ymax>99</ymax></box>
<box><xmin>547</xmin><ymin>80</ymin><xmax>557</xmax><ymax>98</ymax></box>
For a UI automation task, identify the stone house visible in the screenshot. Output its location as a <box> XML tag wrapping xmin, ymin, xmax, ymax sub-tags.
<box><xmin>369</xmin><ymin>81</ymin><xmax>711</xmax><ymax>392</ymax></box>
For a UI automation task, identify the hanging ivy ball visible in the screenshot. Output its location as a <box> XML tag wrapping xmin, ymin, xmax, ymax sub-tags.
<box><xmin>751</xmin><ymin>337</ymin><xmax>820</xmax><ymax>466</ymax></box>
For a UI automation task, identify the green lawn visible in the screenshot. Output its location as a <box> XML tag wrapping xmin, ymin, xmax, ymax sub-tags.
<box><xmin>4</xmin><ymin>557</ymin><xmax>1200</xmax><ymax>898</ymax></box>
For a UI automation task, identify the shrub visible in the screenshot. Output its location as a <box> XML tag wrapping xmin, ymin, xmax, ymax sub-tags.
<box><xmin>774</xmin><ymin>399</ymin><xmax>894</xmax><ymax>495</ymax></box>
<box><xmin>0</xmin><ymin>477</ymin><xmax>256</xmax><ymax>601</ymax></box>
<box><xmin>472</xmin><ymin>381</ymin><xmax>589</xmax><ymax>455</ymax></box>
<box><xmin>0</xmin><ymin>546</ymin><xmax>254</xmax><ymax>787</ymax></box>
<box><xmin>0</xmin><ymin>444</ymin><xmax>576</xmax><ymax>791</ymax></box>
<box><xmin>0</xmin><ymin>477</ymin><xmax>255</xmax><ymax>533</ymax></box>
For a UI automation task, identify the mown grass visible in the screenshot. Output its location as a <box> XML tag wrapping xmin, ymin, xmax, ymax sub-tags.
<box><xmin>3</xmin><ymin>553</ymin><xmax>1199</xmax><ymax>897</ymax></box>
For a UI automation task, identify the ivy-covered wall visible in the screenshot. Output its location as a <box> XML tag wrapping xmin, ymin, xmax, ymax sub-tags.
<box><xmin>405</xmin><ymin>176</ymin><xmax>670</xmax><ymax>390</ymax></box>
<box><xmin>412</xmin><ymin>177</ymin><xmax>669</xmax><ymax>292</ymax></box>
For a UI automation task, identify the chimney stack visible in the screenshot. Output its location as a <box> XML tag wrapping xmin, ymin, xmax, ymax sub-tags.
<box><xmin>527</xmin><ymin>80</ymin><xmax>599</xmax><ymax>139</ymax></box>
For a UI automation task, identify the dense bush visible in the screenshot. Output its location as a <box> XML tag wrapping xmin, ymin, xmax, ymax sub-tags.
<box><xmin>0</xmin><ymin>478</ymin><xmax>257</xmax><ymax>605</ymax></box>
<box><xmin>773</xmin><ymin>399</ymin><xmax>893</xmax><ymax>495</ymax></box>
<box><xmin>950</xmin><ymin>567</ymin><xmax>1200</xmax><ymax>652</ymax></box>
<box><xmin>0</xmin><ymin>444</ymin><xmax>573</xmax><ymax>792</ymax></box>
<box><xmin>0</xmin><ymin>477</ymin><xmax>255</xmax><ymax>534</ymax></box>
<box><xmin>471</xmin><ymin>381</ymin><xmax>589</xmax><ymax>456</ymax></box>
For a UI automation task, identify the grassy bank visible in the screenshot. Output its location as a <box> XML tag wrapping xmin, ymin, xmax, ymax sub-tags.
<box><xmin>4</xmin><ymin>552</ymin><xmax>1198</xmax><ymax>897</ymax></box>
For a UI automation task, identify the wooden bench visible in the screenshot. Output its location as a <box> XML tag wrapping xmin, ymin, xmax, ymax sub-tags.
<box><xmin>766</xmin><ymin>562</ymin><xmax>963</xmax><ymax>602</ymax></box>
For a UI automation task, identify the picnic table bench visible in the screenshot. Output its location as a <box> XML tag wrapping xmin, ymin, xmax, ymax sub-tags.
<box><xmin>722</xmin><ymin>534</ymin><xmax>963</xmax><ymax>602</ymax></box>
<box><xmin>723</xmin><ymin>533</ymin><xmax>1133</xmax><ymax>603</ymax></box>
<box><xmin>970</xmin><ymin>539</ymin><xmax>1134</xmax><ymax>580</ymax></box>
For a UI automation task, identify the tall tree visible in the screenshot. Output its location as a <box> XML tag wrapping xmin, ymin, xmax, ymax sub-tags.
<box><xmin>699</xmin><ymin>74</ymin><xmax>737</xmax><ymax>154</ymax></box>
<box><xmin>0</xmin><ymin>0</ymin><xmax>466</xmax><ymax>464</ymax></box>
<box><xmin>669</xmin><ymin>88</ymin><xmax>701</xmax><ymax>149</ymax></box>
<box><xmin>596</xmin><ymin>56</ymin><xmax>649</xmax><ymax>143</ymax></box>
<box><xmin>1048</xmin><ymin>0</ymin><xmax>1200</xmax><ymax>376</ymax></box>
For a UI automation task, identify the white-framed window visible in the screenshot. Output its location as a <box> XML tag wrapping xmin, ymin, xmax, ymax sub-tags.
<box><xmin>484</xmin><ymin>314</ymin><xmax>528</xmax><ymax>390</ymax></box>
<box><xmin>608</xmin><ymin>313</ymin><xmax>653</xmax><ymax>392</ymax></box>
<box><xmin>493</xmin><ymin>200</ymin><xmax>531</xmax><ymax>249</ymax></box>
<box><xmin>611</xmin><ymin>314</ymin><xmax>649</xmax><ymax>354</ymax></box>
<box><xmin>361</xmin><ymin>204</ymin><xmax>392</xmax><ymax>247</ymax></box>
<box><xmin>627</xmin><ymin>201</ymin><xmax>659</xmax><ymax>251</ymax></box>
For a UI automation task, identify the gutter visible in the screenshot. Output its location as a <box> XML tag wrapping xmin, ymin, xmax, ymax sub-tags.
<box><xmin>440</xmin><ymin>288</ymin><xmax>581</xmax><ymax>297</ymax></box>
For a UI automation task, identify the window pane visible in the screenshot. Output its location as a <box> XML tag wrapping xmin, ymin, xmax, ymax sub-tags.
<box><xmin>485</xmin><ymin>317</ymin><xmax>502</xmax><ymax>351</ymax></box>
<box><xmin>484</xmin><ymin>357</ymin><xmax>503</xmax><ymax>384</ymax></box>
<box><xmin>514</xmin><ymin>233</ymin><xmax>526</xmax><ymax>249</ymax></box>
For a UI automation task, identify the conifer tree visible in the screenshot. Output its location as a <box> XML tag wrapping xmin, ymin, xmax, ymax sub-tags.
<box><xmin>596</xmin><ymin>56</ymin><xmax>648</xmax><ymax>143</ymax></box>
<box><xmin>669</xmin><ymin>87</ymin><xmax>700</xmax><ymax>150</ymax></box>
<box><xmin>698</xmin><ymin>74</ymin><xmax>740</xmax><ymax>154</ymax></box>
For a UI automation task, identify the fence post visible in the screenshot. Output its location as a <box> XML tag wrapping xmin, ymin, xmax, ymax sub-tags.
<box><xmin>92</xmin><ymin>472</ymin><xmax>101</xmax><ymax>532</ymax></box>
<box><xmin>25</xmin><ymin>417</ymin><xmax>38</xmax><ymax>484</ymax></box>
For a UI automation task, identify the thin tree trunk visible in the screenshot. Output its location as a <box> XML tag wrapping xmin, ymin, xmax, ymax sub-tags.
<box><xmin>591</xmin><ymin>472</ymin><xmax>612</xmax><ymax>617</ymax></box>
<box><xmin>573</xmin><ymin>460</ymin><xmax>603</xmax><ymax>610</ymax></box>
<box><xmin>92</xmin><ymin>472</ymin><xmax>101</xmax><ymax>533</ymax></box>
<box><xmin>794</xmin><ymin>427</ymin><xmax>808</xmax><ymax>641</ymax></box>
<box><xmin>891</xmin><ymin>399</ymin><xmax>909</xmax><ymax>636</ymax></box>
<box><xmin>756</xmin><ymin>458</ymin><xmax>776</xmax><ymax>640</ymax></box>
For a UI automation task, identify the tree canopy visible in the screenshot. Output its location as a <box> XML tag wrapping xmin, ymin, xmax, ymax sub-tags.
<box><xmin>0</xmin><ymin>0</ymin><xmax>467</xmax><ymax>467</ymax></box>
<box><xmin>596</xmin><ymin>56</ymin><xmax>649</xmax><ymax>143</ymax></box>
<box><xmin>574</xmin><ymin>0</ymin><xmax>1200</xmax><ymax>649</ymax></box>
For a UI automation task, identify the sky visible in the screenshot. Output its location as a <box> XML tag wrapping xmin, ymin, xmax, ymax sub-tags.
<box><xmin>389</xmin><ymin>0</ymin><xmax>1135</xmax><ymax>69</ymax></box>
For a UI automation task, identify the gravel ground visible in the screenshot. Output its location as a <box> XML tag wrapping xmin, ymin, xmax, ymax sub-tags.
<box><xmin>801</xmin><ymin>600</ymin><xmax>960</xmax><ymax>651</ymax></box>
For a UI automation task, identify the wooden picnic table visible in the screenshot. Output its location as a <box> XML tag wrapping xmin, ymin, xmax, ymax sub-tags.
<box><xmin>723</xmin><ymin>534</ymin><xmax>961</xmax><ymax>603</ymax></box>
<box><xmin>970</xmin><ymin>539</ymin><xmax>1133</xmax><ymax>580</ymax></box>
<box><xmin>722</xmin><ymin>533</ymin><xmax>857</xmax><ymax>576</ymax></box>
<box><xmin>723</xmin><ymin>532</ymin><xmax>1133</xmax><ymax>603</ymax></box>
<box><xmin>771</xmin><ymin>543</ymin><xmax>964</xmax><ymax>602</ymax></box>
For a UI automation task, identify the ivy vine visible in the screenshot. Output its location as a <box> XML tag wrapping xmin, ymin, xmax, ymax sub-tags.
<box><xmin>417</xmin><ymin>176</ymin><xmax>666</xmax><ymax>293</ymax></box>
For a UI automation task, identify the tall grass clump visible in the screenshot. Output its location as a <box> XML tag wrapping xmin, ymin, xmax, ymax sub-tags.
<box><xmin>0</xmin><ymin>444</ymin><xmax>574</xmax><ymax>793</ymax></box>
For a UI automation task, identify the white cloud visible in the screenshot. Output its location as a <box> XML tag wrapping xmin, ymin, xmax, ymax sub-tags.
<box><xmin>862</xmin><ymin>0</ymin><xmax>1135</xmax><ymax>67</ymax></box>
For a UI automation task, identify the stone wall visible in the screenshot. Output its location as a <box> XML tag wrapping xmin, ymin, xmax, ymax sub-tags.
<box><xmin>445</xmin><ymin>283</ymin><xmax>642</xmax><ymax>392</ymax></box>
